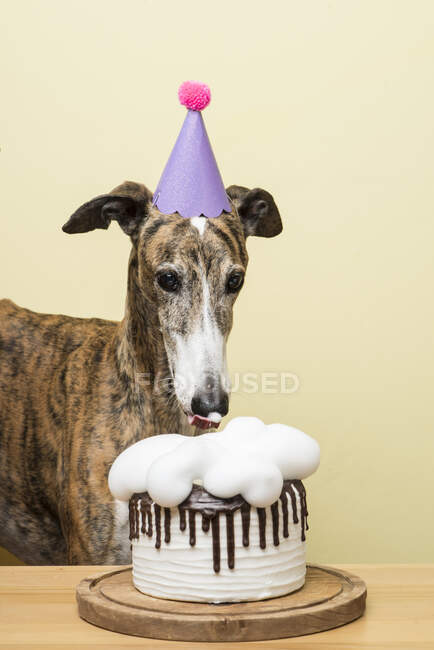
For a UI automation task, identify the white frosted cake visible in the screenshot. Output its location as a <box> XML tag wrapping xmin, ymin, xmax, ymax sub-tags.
<box><xmin>109</xmin><ymin>416</ymin><xmax>320</xmax><ymax>603</ymax></box>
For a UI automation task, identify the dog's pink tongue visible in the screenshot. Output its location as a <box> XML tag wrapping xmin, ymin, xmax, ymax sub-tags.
<box><xmin>188</xmin><ymin>414</ymin><xmax>220</xmax><ymax>430</ymax></box>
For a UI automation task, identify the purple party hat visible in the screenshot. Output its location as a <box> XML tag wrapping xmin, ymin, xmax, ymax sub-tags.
<box><xmin>152</xmin><ymin>81</ymin><xmax>231</xmax><ymax>219</ymax></box>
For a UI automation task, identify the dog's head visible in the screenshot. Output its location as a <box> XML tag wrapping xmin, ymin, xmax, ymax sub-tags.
<box><xmin>63</xmin><ymin>181</ymin><xmax>282</xmax><ymax>429</ymax></box>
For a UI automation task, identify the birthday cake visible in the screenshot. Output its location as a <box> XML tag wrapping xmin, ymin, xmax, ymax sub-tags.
<box><xmin>109</xmin><ymin>416</ymin><xmax>320</xmax><ymax>603</ymax></box>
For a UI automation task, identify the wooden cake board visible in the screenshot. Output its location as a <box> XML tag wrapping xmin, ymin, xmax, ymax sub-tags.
<box><xmin>76</xmin><ymin>564</ymin><xmax>367</xmax><ymax>642</ymax></box>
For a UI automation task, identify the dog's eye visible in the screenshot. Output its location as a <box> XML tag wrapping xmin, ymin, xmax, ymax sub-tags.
<box><xmin>157</xmin><ymin>271</ymin><xmax>180</xmax><ymax>292</ymax></box>
<box><xmin>226</xmin><ymin>272</ymin><xmax>244</xmax><ymax>293</ymax></box>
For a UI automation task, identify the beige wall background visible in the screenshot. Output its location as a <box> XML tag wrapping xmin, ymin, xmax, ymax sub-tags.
<box><xmin>1</xmin><ymin>0</ymin><xmax>434</xmax><ymax>566</ymax></box>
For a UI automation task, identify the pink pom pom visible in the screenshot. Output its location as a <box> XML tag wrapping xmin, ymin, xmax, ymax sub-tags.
<box><xmin>178</xmin><ymin>81</ymin><xmax>211</xmax><ymax>111</ymax></box>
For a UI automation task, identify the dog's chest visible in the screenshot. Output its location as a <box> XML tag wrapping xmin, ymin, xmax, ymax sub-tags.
<box><xmin>112</xmin><ymin>499</ymin><xmax>131</xmax><ymax>563</ymax></box>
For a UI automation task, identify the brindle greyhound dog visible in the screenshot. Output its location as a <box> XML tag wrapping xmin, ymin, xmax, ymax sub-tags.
<box><xmin>0</xmin><ymin>180</ymin><xmax>282</xmax><ymax>565</ymax></box>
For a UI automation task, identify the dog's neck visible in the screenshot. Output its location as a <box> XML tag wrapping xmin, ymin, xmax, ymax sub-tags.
<box><xmin>112</xmin><ymin>249</ymin><xmax>193</xmax><ymax>439</ymax></box>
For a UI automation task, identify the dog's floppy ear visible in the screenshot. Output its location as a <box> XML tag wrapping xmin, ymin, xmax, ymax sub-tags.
<box><xmin>62</xmin><ymin>181</ymin><xmax>153</xmax><ymax>238</ymax></box>
<box><xmin>226</xmin><ymin>185</ymin><xmax>282</xmax><ymax>238</ymax></box>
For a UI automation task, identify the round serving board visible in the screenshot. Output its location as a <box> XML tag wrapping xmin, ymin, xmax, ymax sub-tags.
<box><xmin>76</xmin><ymin>564</ymin><xmax>366</xmax><ymax>641</ymax></box>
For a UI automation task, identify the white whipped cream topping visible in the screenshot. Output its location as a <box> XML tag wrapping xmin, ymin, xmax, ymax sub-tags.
<box><xmin>108</xmin><ymin>416</ymin><xmax>320</xmax><ymax>508</ymax></box>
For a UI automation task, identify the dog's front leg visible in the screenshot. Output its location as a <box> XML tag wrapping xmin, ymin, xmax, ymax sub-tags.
<box><xmin>59</xmin><ymin>481</ymin><xmax>131</xmax><ymax>565</ymax></box>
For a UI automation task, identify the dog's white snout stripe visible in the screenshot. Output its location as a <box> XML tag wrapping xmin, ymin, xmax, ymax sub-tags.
<box><xmin>172</xmin><ymin>253</ymin><xmax>229</xmax><ymax>415</ymax></box>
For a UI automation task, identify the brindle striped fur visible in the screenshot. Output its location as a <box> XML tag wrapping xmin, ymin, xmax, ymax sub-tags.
<box><xmin>0</xmin><ymin>181</ymin><xmax>282</xmax><ymax>564</ymax></box>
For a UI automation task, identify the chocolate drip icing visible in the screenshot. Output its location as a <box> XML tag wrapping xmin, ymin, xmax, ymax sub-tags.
<box><xmin>280</xmin><ymin>490</ymin><xmax>289</xmax><ymax>538</ymax></box>
<box><xmin>211</xmin><ymin>514</ymin><xmax>220</xmax><ymax>573</ymax></box>
<box><xmin>128</xmin><ymin>497</ymin><xmax>139</xmax><ymax>540</ymax></box>
<box><xmin>179</xmin><ymin>485</ymin><xmax>245</xmax><ymax>514</ymax></box>
<box><xmin>257</xmin><ymin>507</ymin><xmax>267</xmax><ymax>549</ymax></box>
<box><xmin>271</xmin><ymin>501</ymin><xmax>280</xmax><ymax>546</ymax></box>
<box><xmin>293</xmin><ymin>479</ymin><xmax>309</xmax><ymax>542</ymax></box>
<box><xmin>133</xmin><ymin>501</ymin><xmax>139</xmax><ymax>539</ymax></box>
<box><xmin>225</xmin><ymin>511</ymin><xmax>235</xmax><ymax>569</ymax></box>
<box><xmin>179</xmin><ymin>508</ymin><xmax>186</xmax><ymax>532</ymax></box>
<box><xmin>241</xmin><ymin>502</ymin><xmax>251</xmax><ymax>547</ymax></box>
<box><xmin>188</xmin><ymin>510</ymin><xmax>196</xmax><ymax>546</ymax></box>
<box><xmin>154</xmin><ymin>504</ymin><xmax>161</xmax><ymax>549</ymax></box>
<box><xmin>287</xmin><ymin>482</ymin><xmax>299</xmax><ymax>524</ymax></box>
<box><xmin>129</xmin><ymin>479</ymin><xmax>308</xmax><ymax>574</ymax></box>
<box><xmin>164</xmin><ymin>508</ymin><xmax>171</xmax><ymax>544</ymax></box>
<box><xmin>178</xmin><ymin>485</ymin><xmax>245</xmax><ymax>573</ymax></box>
<box><xmin>135</xmin><ymin>493</ymin><xmax>153</xmax><ymax>537</ymax></box>
<box><xmin>140</xmin><ymin>500</ymin><xmax>147</xmax><ymax>534</ymax></box>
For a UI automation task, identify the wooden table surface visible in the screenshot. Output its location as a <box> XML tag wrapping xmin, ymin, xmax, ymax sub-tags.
<box><xmin>1</xmin><ymin>564</ymin><xmax>433</xmax><ymax>649</ymax></box>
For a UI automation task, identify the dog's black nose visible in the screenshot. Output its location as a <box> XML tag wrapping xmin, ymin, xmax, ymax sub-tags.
<box><xmin>191</xmin><ymin>386</ymin><xmax>229</xmax><ymax>419</ymax></box>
